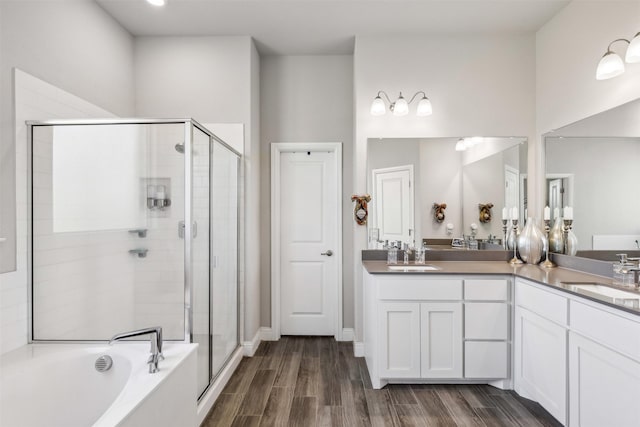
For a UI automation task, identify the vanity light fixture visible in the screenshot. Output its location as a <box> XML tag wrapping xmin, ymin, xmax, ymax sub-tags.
<box><xmin>146</xmin><ymin>0</ymin><xmax>166</xmax><ymax>6</ymax></box>
<box><xmin>455</xmin><ymin>138</ymin><xmax>467</xmax><ymax>151</ymax></box>
<box><xmin>370</xmin><ymin>91</ymin><xmax>433</xmax><ymax>117</ymax></box>
<box><xmin>596</xmin><ymin>32</ymin><xmax>640</xmax><ymax>80</ymax></box>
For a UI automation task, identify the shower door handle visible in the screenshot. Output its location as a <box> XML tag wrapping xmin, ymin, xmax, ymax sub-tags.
<box><xmin>178</xmin><ymin>221</ymin><xmax>198</xmax><ymax>239</ymax></box>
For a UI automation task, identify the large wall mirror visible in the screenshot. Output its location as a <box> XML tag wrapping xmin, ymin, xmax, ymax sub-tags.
<box><xmin>544</xmin><ymin>97</ymin><xmax>640</xmax><ymax>255</ymax></box>
<box><xmin>367</xmin><ymin>137</ymin><xmax>527</xmax><ymax>248</ymax></box>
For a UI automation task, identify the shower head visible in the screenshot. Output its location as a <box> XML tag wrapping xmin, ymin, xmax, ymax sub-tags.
<box><xmin>175</xmin><ymin>143</ymin><xmax>185</xmax><ymax>153</ymax></box>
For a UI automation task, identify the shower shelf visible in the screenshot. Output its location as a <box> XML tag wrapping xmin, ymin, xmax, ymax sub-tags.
<box><xmin>128</xmin><ymin>229</ymin><xmax>148</xmax><ymax>238</ymax></box>
<box><xmin>128</xmin><ymin>248</ymin><xmax>149</xmax><ymax>258</ymax></box>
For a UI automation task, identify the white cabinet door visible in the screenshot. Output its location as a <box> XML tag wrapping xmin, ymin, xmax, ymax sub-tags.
<box><xmin>465</xmin><ymin>302</ymin><xmax>509</xmax><ymax>340</ymax></box>
<box><xmin>514</xmin><ymin>306</ymin><xmax>566</xmax><ymax>425</ymax></box>
<box><xmin>420</xmin><ymin>302</ymin><xmax>463</xmax><ymax>378</ymax></box>
<box><xmin>379</xmin><ymin>302</ymin><xmax>421</xmax><ymax>378</ymax></box>
<box><xmin>569</xmin><ymin>332</ymin><xmax>640</xmax><ymax>427</ymax></box>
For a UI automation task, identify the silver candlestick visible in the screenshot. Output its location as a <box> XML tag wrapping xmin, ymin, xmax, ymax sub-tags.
<box><xmin>502</xmin><ymin>219</ymin><xmax>508</xmax><ymax>250</ymax></box>
<box><xmin>509</xmin><ymin>219</ymin><xmax>523</xmax><ymax>265</ymax></box>
<box><xmin>563</xmin><ymin>218</ymin><xmax>574</xmax><ymax>255</ymax></box>
<box><xmin>541</xmin><ymin>219</ymin><xmax>556</xmax><ymax>268</ymax></box>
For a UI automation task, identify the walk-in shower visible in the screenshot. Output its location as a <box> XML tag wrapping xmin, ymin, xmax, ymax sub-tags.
<box><xmin>27</xmin><ymin>119</ymin><xmax>240</xmax><ymax>399</ymax></box>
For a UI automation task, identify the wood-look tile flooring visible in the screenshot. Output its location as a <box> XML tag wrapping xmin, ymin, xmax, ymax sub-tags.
<box><xmin>202</xmin><ymin>337</ymin><xmax>561</xmax><ymax>427</ymax></box>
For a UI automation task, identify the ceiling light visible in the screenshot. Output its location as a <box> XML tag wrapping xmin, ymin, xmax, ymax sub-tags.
<box><xmin>625</xmin><ymin>32</ymin><xmax>640</xmax><ymax>63</ymax></box>
<box><xmin>455</xmin><ymin>139</ymin><xmax>467</xmax><ymax>151</ymax></box>
<box><xmin>370</xmin><ymin>91</ymin><xmax>433</xmax><ymax>117</ymax></box>
<box><xmin>596</xmin><ymin>34</ymin><xmax>640</xmax><ymax>80</ymax></box>
<box><xmin>146</xmin><ymin>0</ymin><xmax>166</xmax><ymax>6</ymax></box>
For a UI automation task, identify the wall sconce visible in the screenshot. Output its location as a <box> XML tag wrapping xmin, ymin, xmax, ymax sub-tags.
<box><xmin>433</xmin><ymin>203</ymin><xmax>447</xmax><ymax>223</ymax></box>
<box><xmin>596</xmin><ymin>32</ymin><xmax>640</xmax><ymax>80</ymax></box>
<box><xmin>370</xmin><ymin>91</ymin><xmax>433</xmax><ymax>117</ymax></box>
<box><xmin>478</xmin><ymin>203</ymin><xmax>494</xmax><ymax>223</ymax></box>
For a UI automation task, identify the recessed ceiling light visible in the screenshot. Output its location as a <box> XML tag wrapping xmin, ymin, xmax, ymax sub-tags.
<box><xmin>146</xmin><ymin>0</ymin><xmax>166</xmax><ymax>6</ymax></box>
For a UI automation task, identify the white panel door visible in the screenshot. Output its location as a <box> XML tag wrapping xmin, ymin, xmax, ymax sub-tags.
<box><xmin>420</xmin><ymin>302</ymin><xmax>463</xmax><ymax>378</ymax></box>
<box><xmin>548</xmin><ymin>178</ymin><xmax>563</xmax><ymax>218</ymax></box>
<box><xmin>569</xmin><ymin>332</ymin><xmax>640</xmax><ymax>427</ymax></box>
<box><xmin>514</xmin><ymin>306</ymin><xmax>566</xmax><ymax>425</ymax></box>
<box><xmin>279</xmin><ymin>151</ymin><xmax>337</xmax><ymax>335</ymax></box>
<box><xmin>504</xmin><ymin>165</ymin><xmax>519</xmax><ymax>220</ymax></box>
<box><xmin>379</xmin><ymin>302</ymin><xmax>421</xmax><ymax>378</ymax></box>
<box><xmin>372</xmin><ymin>165</ymin><xmax>414</xmax><ymax>243</ymax></box>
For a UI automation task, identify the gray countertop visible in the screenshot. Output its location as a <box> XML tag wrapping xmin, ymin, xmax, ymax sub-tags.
<box><xmin>362</xmin><ymin>260</ymin><xmax>640</xmax><ymax>316</ymax></box>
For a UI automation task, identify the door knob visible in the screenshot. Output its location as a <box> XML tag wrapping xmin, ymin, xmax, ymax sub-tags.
<box><xmin>321</xmin><ymin>250</ymin><xmax>333</xmax><ymax>256</ymax></box>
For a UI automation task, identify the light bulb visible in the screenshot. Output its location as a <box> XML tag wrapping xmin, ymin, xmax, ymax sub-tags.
<box><xmin>146</xmin><ymin>0</ymin><xmax>166</xmax><ymax>6</ymax></box>
<box><xmin>625</xmin><ymin>32</ymin><xmax>640</xmax><ymax>63</ymax></box>
<box><xmin>455</xmin><ymin>139</ymin><xmax>467</xmax><ymax>151</ymax></box>
<box><xmin>416</xmin><ymin>96</ymin><xmax>433</xmax><ymax>116</ymax></box>
<box><xmin>370</xmin><ymin>96</ymin><xmax>386</xmax><ymax>116</ymax></box>
<box><xmin>596</xmin><ymin>51</ymin><xmax>625</xmax><ymax>80</ymax></box>
<box><xmin>393</xmin><ymin>94</ymin><xmax>409</xmax><ymax>116</ymax></box>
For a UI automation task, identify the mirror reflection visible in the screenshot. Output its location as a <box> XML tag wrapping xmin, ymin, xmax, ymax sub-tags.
<box><xmin>544</xmin><ymin>97</ymin><xmax>640</xmax><ymax>253</ymax></box>
<box><xmin>367</xmin><ymin>137</ymin><xmax>527</xmax><ymax>249</ymax></box>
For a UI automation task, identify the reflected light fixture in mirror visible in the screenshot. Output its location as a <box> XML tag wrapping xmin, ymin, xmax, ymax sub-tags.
<box><xmin>370</xmin><ymin>91</ymin><xmax>433</xmax><ymax>116</ymax></box>
<box><xmin>146</xmin><ymin>0</ymin><xmax>166</xmax><ymax>6</ymax></box>
<box><xmin>596</xmin><ymin>32</ymin><xmax>640</xmax><ymax>80</ymax></box>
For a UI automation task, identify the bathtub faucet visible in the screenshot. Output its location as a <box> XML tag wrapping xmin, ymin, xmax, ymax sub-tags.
<box><xmin>109</xmin><ymin>326</ymin><xmax>164</xmax><ymax>373</ymax></box>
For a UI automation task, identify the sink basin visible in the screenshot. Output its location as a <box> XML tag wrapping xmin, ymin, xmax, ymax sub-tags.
<box><xmin>387</xmin><ymin>265</ymin><xmax>441</xmax><ymax>271</ymax></box>
<box><xmin>562</xmin><ymin>282</ymin><xmax>640</xmax><ymax>308</ymax></box>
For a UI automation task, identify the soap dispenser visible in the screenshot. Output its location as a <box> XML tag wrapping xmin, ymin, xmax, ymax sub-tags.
<box><xmin>613</xmin><ymin>254</ymin><xmax>635</xmax><ymax>287</ymax></box>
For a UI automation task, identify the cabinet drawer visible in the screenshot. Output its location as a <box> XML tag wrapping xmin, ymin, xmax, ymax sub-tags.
<box><xmin>377</xmin><ymin>277</ymin><xmax>463</xmax><ymax>300</ymax></box>
<box><xmin>464</xmin><ymin>279</ymin><xmax>509</xmax><ymax>301</ymax></box>
<box><xmin>464</xmin><ymin>341</ymin><xmax>508</xmax><ymax>379</ymax></box>
<box><xmin>516</xmin><ymin>280</ymin><xmax>568</xmax><ymax>326</ymax></box>
<box><xmin>465</xmin><ymin>303</ymin><xmax>509</xmax><ymax>340</ymax></box>
<box><xmin>570</xmin><ymin>300</ymin><xmax>640</xmax><ymax>361</ymax></box>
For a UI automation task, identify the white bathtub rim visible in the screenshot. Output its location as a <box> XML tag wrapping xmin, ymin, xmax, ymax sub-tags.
<box><xmin>1</xmin><ymin>342</ymin><xmax>198</xmax><ymax>427</ymax></box>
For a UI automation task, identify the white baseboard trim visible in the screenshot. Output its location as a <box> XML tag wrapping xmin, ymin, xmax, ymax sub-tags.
<box><xmin>260</xmin><ymin>326</ymin><xmax>276</xmax><ymax>341</ymax></box>
<box><xmin>339</xmin><ymin>328</ymin><xmax>354</xmax><ymax>342</ymax></box>
<box><xmin>353</xmin><ymin>341</ymin><xmax>365</xmax><ymax>357</ymax></box>
<box><xmin>196</xmin><ymin>347</ymin><xmax>243</xmax><ymax>426</ymax></box>
<box><xmin>242</xmin><ymin>329</ymin><xmax>262</xmax><ymax>356</ymax></box>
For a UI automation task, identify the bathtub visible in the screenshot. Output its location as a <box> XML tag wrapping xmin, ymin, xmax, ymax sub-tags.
<box><xmin>0</xmin><ymin>342</ymin><xmax>198</xmax><ymax>427</ymax></box>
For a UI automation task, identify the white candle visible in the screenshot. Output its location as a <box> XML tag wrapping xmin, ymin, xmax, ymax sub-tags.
<box><xmin>155</xmin><ymin>185</ymin><xmax>166</xmax><ymax>200</ymax></box>
<box><xmin>554</xmin><ymin>207</ymin><xmax>560</xmax><ymax>219</ymax></box>
<box><xmin>511</xmin><ymin>207</ymin><xmax>518</xmax><ymax>220</ymax></box>
<box><xmin>502</xmin><ymin>207</ymin><xmax>508</xmax><ymax>220</ymax></box>
<box><xmin>564</xmin><ymin>206</ymin><xmax>573</xmax><ymax>220</ymax></box>
<box><xmin>544</xmin><ymin>206</ymin><xmax>550</xmax><ymax>221</ymax></box>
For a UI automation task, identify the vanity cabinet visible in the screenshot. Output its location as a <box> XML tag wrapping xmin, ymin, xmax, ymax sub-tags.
<box><xmin>568</xmin><ymin>300</ymin><xmax>640</xmax><ymax>427</ymax></box>
<box><xmin>514</xmin><ymin>279</ymin><xmax>568</xmax><ymax>425</ymax></box>
<box><xmin>364</xmin><ymin>271</ymin><xmax>510</xmax><ymax>389</ymax></box>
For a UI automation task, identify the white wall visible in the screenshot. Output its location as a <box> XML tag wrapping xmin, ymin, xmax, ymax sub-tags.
<box><xmin>0</xmin><ymin>0</ymin><xmax>135</xmax><ymax>274</ymax></box>
<box><xmin>535</xmin><ymin>0</ymin><xmax>640</xmax><ymax>216</ymax></box>
<box><xmin>353</xmin><ymin>34</ymin><xmax>536</xmax><ymax>341</ymax></box>
<box><xmin>0</xmin><ymin>1</ymin><xmax>134</xmax><ymax>354</ymax></box>
<box><xmin>259</xmin><ymin>55</ymin><xmax>354</xmax><ymax>329</ymax></box>
<box><xmin>134</xmin><ymin>36</ymin><xmax>261</xmax><ymax>342</ymax></box>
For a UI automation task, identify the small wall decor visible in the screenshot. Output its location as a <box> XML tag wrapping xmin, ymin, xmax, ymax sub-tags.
<box><xmin>478</xmin><ymin>203</ymin><xmax>493</xmax><ymax>223</ymax></box>
<box><xmin>351</xmin><ymin>194</ymin><xmax>371</xmax><ymax>225</ymax></box>
<box><xmin>433</xmin><ymin>203</ymin><xmax>447</xmax><ymax>223</ymax></box>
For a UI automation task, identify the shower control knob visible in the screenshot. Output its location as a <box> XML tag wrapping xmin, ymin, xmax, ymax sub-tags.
<box><xmin>321</xmin><ymin>250</ymin><xmax>333</xmax><ymax>256</ymax></box>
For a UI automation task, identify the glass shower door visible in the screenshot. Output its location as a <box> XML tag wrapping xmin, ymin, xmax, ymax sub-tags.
<box><xmin>191</xmin><ymin>125</ymin><xmax>212</xmax><ymax>398</ymax></box>
<box><xmin>211</xmin><ymin>140</ymin><xmax>239</xmax><ymax>377</ymax></box>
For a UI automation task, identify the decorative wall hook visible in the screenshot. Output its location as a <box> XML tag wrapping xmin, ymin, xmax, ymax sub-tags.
<box><xmin>351</xmin><ymin>194</ymin><xmax>371</xmax><ymax>225</ymax></box>
<box><xmin>479</xmin><ymin>203</ymin><xmax>494</xmax><ymax>223</ymax></box>
<box><xmin>433</xmin><ymin>203</ymin><xmax>447</xmax><ymax>223</ymax></box>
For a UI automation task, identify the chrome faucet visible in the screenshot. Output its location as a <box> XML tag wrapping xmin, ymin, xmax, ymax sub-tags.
<box><xmin>109</xmin><ymin>326</ymin><xmax>164</xmax><ymax>373</ymax></box>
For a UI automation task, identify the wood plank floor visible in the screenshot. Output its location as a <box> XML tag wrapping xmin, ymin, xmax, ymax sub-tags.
<box><xmin>202</xmin><ymin>337</ymin><xmax>562</xmax><ymax>427</ymax></box>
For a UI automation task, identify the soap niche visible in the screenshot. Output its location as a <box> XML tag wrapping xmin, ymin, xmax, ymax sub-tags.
<box><xmin>141</xmin><ymin>177</ymin><xmax>171</xmax><ymax>218</ymax></box>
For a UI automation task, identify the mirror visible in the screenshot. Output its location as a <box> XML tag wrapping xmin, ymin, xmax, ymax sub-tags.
<box><xmin>544</xmin><ymin>98</ymin><xmax>640</xmax><ymax>254</ymax></box>
<box><xmin>367</xmin><ymin>137</ymin><xmax>528</xmax><ymax>248</ymax></box>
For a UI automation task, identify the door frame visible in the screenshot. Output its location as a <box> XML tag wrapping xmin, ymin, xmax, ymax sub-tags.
<box><xmin>271</xmin><ymin>142</ymin><xmax>343</xmax><ymax>341</ymax></box>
